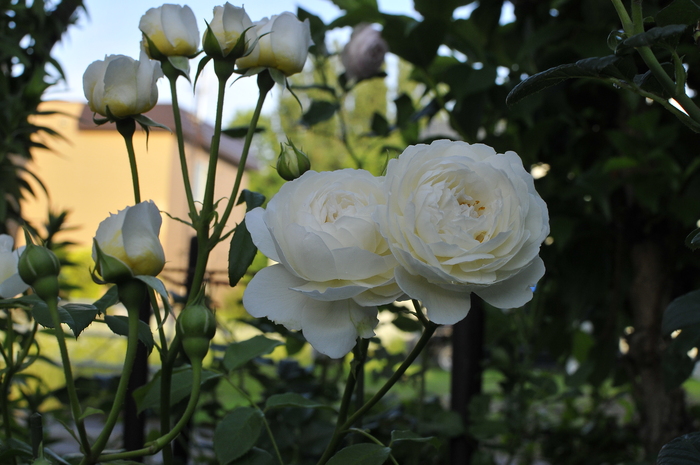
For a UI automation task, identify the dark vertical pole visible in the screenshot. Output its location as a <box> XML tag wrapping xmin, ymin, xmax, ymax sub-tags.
<box><xmin>123</xmin><ymin>297</ymin><xmax>149</xmax><ymax>459</ymax></box>
<box><xmin>173</xmin><ymin>235</ymin><xmax>198</xmax><ymax>464</ymax></box>
<box><xmin>449</xmin><ymin>295</ymin><xmax>484</xmax><ymax>465</ymax></box>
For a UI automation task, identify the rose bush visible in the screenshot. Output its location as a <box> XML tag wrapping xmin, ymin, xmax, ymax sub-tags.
<box><xmin>203</xmin><ymin>2</ymin><xmax>253</xmax><ymax>59</ymax></box>
<box><xmin>341</xmin><ymin>23</ymin><xmax>389</xmax><ymax>81</ymax></box>
<box><xmin>139</xmin><ymin>4</ymin><xmax>199</xmax><ymax>58</ymax></box>
<box><xmin>243</xmin><ymin>169</ymin><xmax>403</xmax><ymax>358</ymax></box>
<box><xmin>0</xmin><ymin>235</ymin><xmax>28</xmax><ymax>299</ymax></box>
<box><xmin>92</xmin><ymin>200</ymin><xmax>166</xmax><ymax>282</ymax></box>
<box><xmin>236</xmin><ymin>12</ymin><xmax>312</xmax><ymax>76</ymax></box>
<box><xmin>377</xmin><ymin>140</ymin><xmax>549</xmax><ymax>324</ymax></box>
<box><xmin>83</xmin><ymin>51</ymin><xmax>162</xmax><ymax>118</ymax></box>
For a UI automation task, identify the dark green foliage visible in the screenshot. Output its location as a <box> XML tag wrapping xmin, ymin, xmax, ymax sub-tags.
<box><xmin>0</xmin><ymin>0</ymin><xmax>85</xmax><ymax>233</ymax></box>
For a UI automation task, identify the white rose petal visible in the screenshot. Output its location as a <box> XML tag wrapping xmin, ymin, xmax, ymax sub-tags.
<box><xmin>140</xmin><ymin>4</ymin><xmax>199</xmax><ymax>57</ymax></box>
<box><xmin>83</xmin><ymin>51</ymin><xmax>162</xmax><ymax>118</ymax></box>
<box><xmin>236</xmin><ymin>12</ymin><xmax>313</xmax><ymax>76</ymax></box>
<box><xmin>243</xmin><ymin>169</ymin><xmax>402</xmax><ymax>358</ymax></box>
<box><xmin>93</xmin><ymin>200</ymin><xmax>166</xmax><ymax>278</ymax></box>
<box><xmin>0</xmin><ymin>235</ymin><xmax>28</xmax><ymax>299</ymax></box>
<box><xmin>378</xmin><ymin>140</ymin><xmax>549</xmax><ymax>324</ymax></box>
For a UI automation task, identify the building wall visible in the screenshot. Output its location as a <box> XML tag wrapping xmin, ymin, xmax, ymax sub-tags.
<box><xmin>24</xmin><ymin>101</ymin><xmax>248</xmax><ymax>302</ymax></box>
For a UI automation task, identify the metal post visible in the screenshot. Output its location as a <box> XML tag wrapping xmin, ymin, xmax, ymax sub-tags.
<box><xmin>449</xmin><ymin>295</ymin><xmax>484</xmax><ymax>465</ymax></box>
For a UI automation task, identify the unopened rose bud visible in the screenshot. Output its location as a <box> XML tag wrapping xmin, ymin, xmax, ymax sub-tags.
<box><xmin>177</xmin><ymin>293</ymin><xmax>217</xmax><ymax>361</ymax></box>
<box><xmin>276</xmin><ymin>138</ymin><xmax>311</xmax><ymax>181</ymax></box>
<box><xmin>18</xmin><ymin>238</ymin><xmax>61</xmax><ymax>301</ymax></box>
<box><xmin>341</xmin><ymin>23</ymin><xmax>388</xmax><ymax>82</ymax></box>
<box><xmin>203</xmin><ymin>2</ymin><xmax>252</xmax><ymax>60</ymax></box>
<box><xmin>140</xmin><ymin>4</ymin><xmax>200</xmax><ymax>59</ymax></box>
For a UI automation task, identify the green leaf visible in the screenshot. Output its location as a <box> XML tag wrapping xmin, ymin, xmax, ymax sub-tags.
<box><xmin>29</xmin><ymin>301</ymin><xmax>99</xmax><ymax>338</ymax></box>
<box><xmin>370</xmin><ymin>112</ymin><xmax>390</xmax><ymax>136</ymax></box>
<box><xmin>93</xmin><ymin>286</ymin><xmax>119</xmax><ymax>313</ymax></box>
<box><xmin>633</xmin><ymin>63</ymin><xmax>676</xmax><ymax>99</ymax></box>
<box><xmin>237</xmin><ymin>189</ymin><xmax>266</xmax><ymax>211</ymax></box>
<box><xmin>78</xmin><ymin>407</ymin><xmax>104</xmax><ymax>421</ymax></box>
<box><xmin>214</xmin><ymin>407</ymin><xmax>264</xmax><ymax>464</ymax></box>
<box><xmin>134</xmin><ymin>365</ymin><xmax>221</xmax><ymax>413</ymax></box>
<box><xmin>327</xmin><ymin>443</ymin><xmax>392</xmax><ymax>465</ymax></box>
<box><xmin>264</xmin><ymin>393</ymin><xmax>333</xmax><ymax>411</ymax></box>
<box><xmin>229</xmin><ymin>448</ymin><xmax>275</xmax><ymax>465</ymax></box>
<box><xmin>663</xmin><ymin>290</ymin><xmax>700</xmax><ymax>334</ymax></box>
<box><xmin>223</xmin><ymin>335</ymin><xmax>283</xmax><ymax>372</ymax></box>
<box><xmin>619</xmin><ymin>24</ymin><xmax>688</xmax><ymax>51</ymax></box>
<box><xmin>104</xmin><ymin>315</ymin><xmax>154</xmax><ymax>355</ymax></box>
<box><xmin>686</xmin><ymin>228</ymin><xmax>700</xmax><ymax>250</ymax></box>
<box><xmin>656</xmin><ymin>0</ymin><xmax>700</xmax><ymax>27</ymax></box>
<box><xmin>389</xmin><ymin>430</ymin><xmax>440</xmax><ymax>449</ymax></box>
<box><xmin>301</xmin><ymin>100</ymin><xmax>339</xmax><ymax>127</ymax></box>
<box><xmin>228</xmin><ymin>219</ymin><xmax>257</xmax><ymax>287</ymax></box>
<box><xmin>506</xmin><ymin>55</ymin><xmax>636</xmax><ymax>106</ymax></box>
<box><xmin>658</xmin><ymin>432</ymin><xmax>700</xmax><ymax>464</ymax></box>
<box><xmin>135</xmin><ymin>275</ymin><xmax>169</xmax><ymax>302</ymax></box>
<box><xmin>222</xmin><ymin>126</ymin><xmax>265</xmax><ymax>138</ymax></box>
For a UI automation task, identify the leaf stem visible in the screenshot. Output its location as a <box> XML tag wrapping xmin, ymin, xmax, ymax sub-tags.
<box><xmin>316</xmin><ymin>321</ymin><xmax>438</xmax><ymax>465</ymax></box>
<box><xmin>45</xmin><ymin>298</ymin><xmax>92</xmax><ymax>461</ymax></box>
<box><xmin>96</xmin><ymin>359</ymin><xmax>203</xmax><ymax>462</ymax></box>
<box><xmin>85</xmin><ymin>296</ymin><xmax>141</xmax><ymax>463</ymax></box>
<box><xmin>116</xmin><ymin>118</ymin><xmax>141</xmax><ymax>204</ymax></box>
<box><xmin>214</xmin><ymin>72</ymin><xmax>273</xmax><ymax>241</ymax></box>
<box><xmin>167</xmin><ymin>74</ymin><xmax>198</xmax><ymax>221</ymax></box>
<box><xmin>148</xmin><ymin>288</ymin><xmax>173</xmax><ymax>465</ymax></box>
<box><xmin>224</xmin><ymin>377</ymin><xmax>284</xmax><ymax>465</ymax></box>
<box><xmin>610</xmin><ymin>0</ymin><xmax>634</xmax><ymax>34</ymax></box>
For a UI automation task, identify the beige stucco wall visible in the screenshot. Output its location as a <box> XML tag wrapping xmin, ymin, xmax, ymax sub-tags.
<box><xmin>24</xmin><ymin>101</ymin><xmax>248</xmax><ymax>303</ymax></box>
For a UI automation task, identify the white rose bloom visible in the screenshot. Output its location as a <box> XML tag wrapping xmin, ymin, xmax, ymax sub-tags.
<box><xmin>243</xmin><ymin>169</ymin><xmax>403</xmax><ymax>358</ymax></box>
<box><xmin>0</xmin><ymin>235</ymin><xmax>28</xmax><ymax>299</ymax></box>
<box><xmin>83</xmin><ymin>51</ymin><xmax>162</xmax><ymax>118</ymax></box>
<box><xmin>377</xmin><ymin>140</ymin><xmax>549</xmax><ymax>324</ymax></box>
<box><xmin>93</xmin><ymin>200</ymin><xmax>166</xmax><ymax>279</ymax></box>
<box><xmin>236</xmin><ymin>12</ymin><xmax>313</xmax><ymax>76</ymax></box>
<box><xmin>140</xmin><ymin>4</ymin><xmax>200</xmax><ymax>58</ymax></box>
<box><xmin>204</xmin><ymin>2</ymin><xmax>253</xmax><ymax>57</ymax></box>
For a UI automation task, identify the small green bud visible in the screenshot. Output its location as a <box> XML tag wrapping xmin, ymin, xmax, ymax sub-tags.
<box><xmin>277</xmin><ymin>137</ymin><xmax>311</xmax><ymax>181</ymax></box>
<box><xmin>18</xmin><ymin>236</ymin><xmax>61</xmax><ymax>301</ymax></box>
<box><xmin>177</xmin><ymin>293</ymin><xmax>216</xmax><ymax>360</ymax></box>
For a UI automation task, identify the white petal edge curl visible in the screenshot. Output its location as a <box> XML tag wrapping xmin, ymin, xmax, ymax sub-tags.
<box><xmin>245</xmin><ymin>208</ymin><xmax>280</xmax><ymax>262</ymax></box>
<box><xmin>473</xmin><ymin>256</ymin><xmax>545</xmax><ymax>309</ymax></box>
<box><xmin>242</xmin><ymin>264</ymin><xmax>305</xmax><ymax>330</ymax></box>
<box><xmin>301</xmin><ymin>298</ymin><xmax>378</xmax><ymax>359</ymax></box>
<box><xmin>394</xmin><ymin>266</ymin><xmax>471</xmax><ymax>325</ymax></box>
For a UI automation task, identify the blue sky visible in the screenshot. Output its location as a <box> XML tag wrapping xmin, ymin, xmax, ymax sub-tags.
<box><xmin>48</xmin><ymin>0</ymin><xmax>419</xmax><ymax>123</ymax></box>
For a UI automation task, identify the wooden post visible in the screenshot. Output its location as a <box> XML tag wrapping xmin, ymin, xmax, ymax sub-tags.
<box><xmin>449</xmin><ymin>295</ymin><xmax>484</xmax><ymax>465</ymax></box>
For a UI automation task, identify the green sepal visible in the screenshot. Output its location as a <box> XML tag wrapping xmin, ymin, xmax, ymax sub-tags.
<box><xmin>161</xmin><ymin>56</ymin><xmax>191</xmax><ymax>83</ymax></box>
<box><xmin>202</xmin><ymin>20</ymin><xmax>224</xmax><ymax>59</ymax></box>
<box><xmin>92</xmin><ymin>240</ymin><xmax>133</xmax><ymax>284</ymax></box>
<box><xmin>142</xmin><ymin>33</ymin><xmax>168</xmax><ymax>61</ymax></box>
<box><xmin>194</xmin><ymin>55</ymin><xmax>213</xmax><ymax>88</ymax></box>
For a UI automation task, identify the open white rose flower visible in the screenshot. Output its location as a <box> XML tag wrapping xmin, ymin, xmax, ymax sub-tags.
<box><xmin>236</xmin><ymin>12</ymin><xmax>313</xmax><ymax>76</ymax></box>
<box><xmin>140</xmin><ymin>4</ymin><xmax>200</xmax><ymax>58</ymax></box>
<box><xmin>377</xmin><ymin>140</ymin><xmax>549</xmax><ymax>325</ymax></box>
<box><xmin>0</xmin><ymin>235</ymin><xmax>29</xmax><ymax>299</ymax></box>
<box><xmin>243</xmin><ymin>169</ymin><xmax>403</xmax><ymax>358</ymax></box>
<box><xmin>93</xmin><ymin>200</ymin><xmax>166</xmax><ymax>280</ymax></box>
<box><xmin>83</xmin><ymin>50</ymin><xmax>162</xmax><ymax>118</ymax></box>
